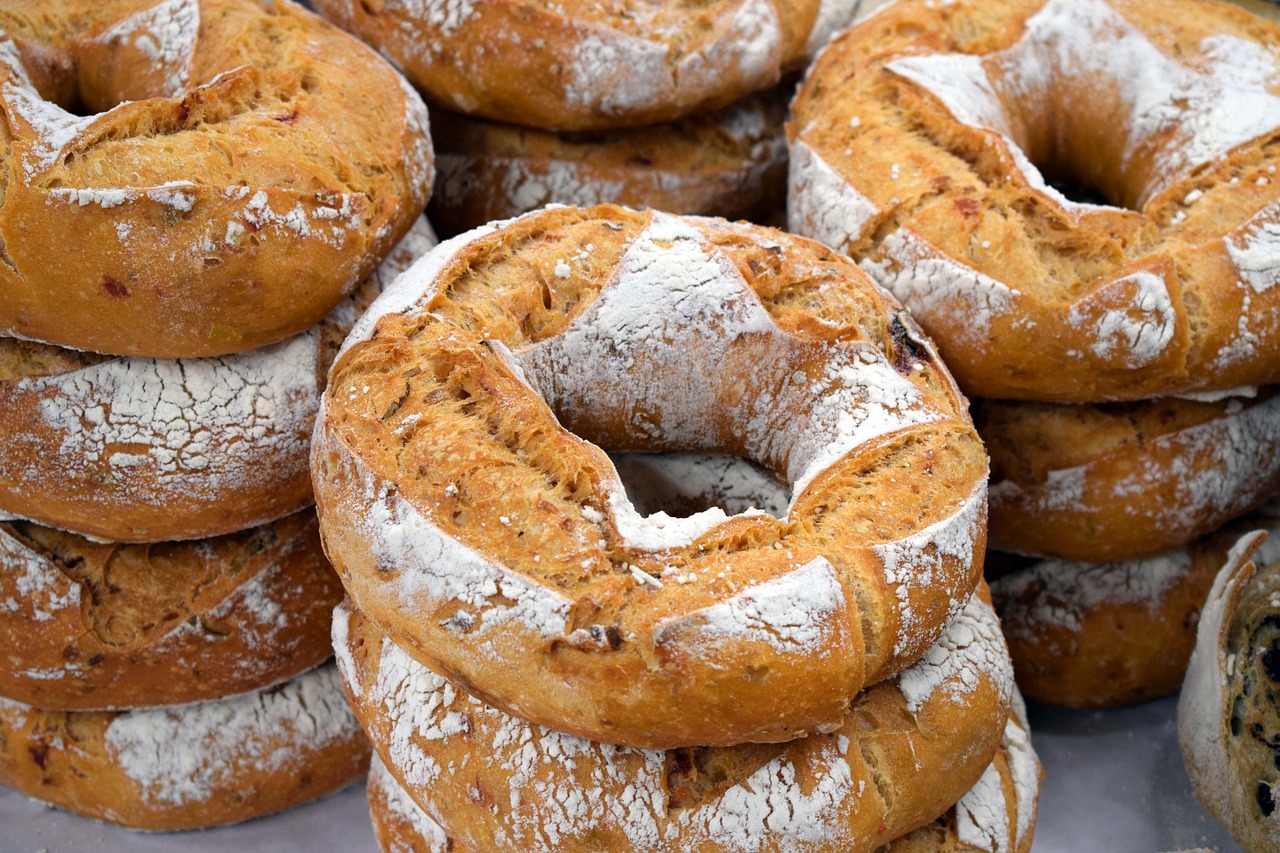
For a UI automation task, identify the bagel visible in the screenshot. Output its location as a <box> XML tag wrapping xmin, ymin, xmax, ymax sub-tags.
<box><xmin>311</xmin><ymin>0</ymin><xmax>857</xmax><ymax>131</ymax></box>
<box><xmin>364</xmin><ymin>691</ymin><xmax>1039</xmax><ymax>853</ymax></box>
<box><xmin>1178</xmin><ymin>526</ymin><xmax>1280</xmax><ymax>852</ymax></box>
<box><xmin>789</xmin><ymin>0</ymin><xmax>1280</xmax><ymax>401</ymax></box>
<box><xmin>978</xmin><ymin>388</ymin><xmax>1280</xmax><ymax>561</ymax></box>
<box><xmin>335</xmin><ymin>588</ymin><xmax>1013</xmax><ymax>852</ymax></box>
<box><xmin>0</xmin><ymin>510</ymin><xmax>342</xmax><ymax>710</ymax></box>
<box><xmin>0</xmin><ymin>662</ymin><xmax>369</xmax><ymax>831</ymax></box>
<box><xmin>0</xmin><ymin>0</ymin><xmax>433</xmax><ymax>357</ymax></box>
<box><xmin>427</xmin><ymin>85</ymin><xmax>788</xmax><ymax>237</ymax></box>
<box><xmin>0</xmin><ymin>218</ymin><xmax>435</xmax><ymax>543</ymax></box>
<box><xmin>992</xmin><ymin>506</ymin><xmax>1280</xmax><ymax>708</ymax></box>
<box><xmin>312</xmin><ymin>205</ymin><xmax>988</xmax><ymax>748</ymax></box>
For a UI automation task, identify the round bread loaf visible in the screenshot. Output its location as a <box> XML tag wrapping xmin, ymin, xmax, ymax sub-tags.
<box><xmin>311</xmin><ymin>0</ymin><xmax>857</xmax><ymax>131</ymax></box>
<box><xmin>0</xmin><ymin>662</ymin><xmax>369</xmax><ymax>831</ymax></box>
<box><xmin>0</xmin><ymin>0</ymin><xmax>433</xmax><ymax>358</ymax></box>
<box><xmin>992</xmin><ymin>506</ymin><xmax>1280</xmax><ymax>708</ymax></box>
<box><xmin>335</xmin><ymin>588</ymin><xmax>1014</xmax><ymax>852</ymax></box>
<box><xmin>0</xmin><ymin>218</ymin><xmax>435</xmax><ymax>543</ymax></box>
<box><xmin>978</xmin><ymin>388</ymin><xmax>1280</xmax><ymax>561</ymax></box>
<box><xmin>312</xmin><ymin>205</ymin><xmax>989</xmax><ymax>749</ymax></box>
<box><xmin>427</xmin><ymin>85</ymin><xmax>789</xmax><ymax>237</ymax></box>
<box><xmin>0</xmin><ymin>510</ymin><xmax>343</xmax><ymax>710</ymax></box>
<box><xmin>789</xmin><ymin>0</ymin><xmax>1280</xmax><ymax>402</ymax></box>
<box><xmin>1179</xmin><ymin>527</ymin><xmax>1280</xmax><ymax>852</ymax></box>
<box><xmin>365</xmin><ymin>691</ymin><xmax>1040</xmax><ymax>853</ymax></box>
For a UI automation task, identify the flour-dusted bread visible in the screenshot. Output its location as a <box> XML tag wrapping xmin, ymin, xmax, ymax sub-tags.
<box><xmin>337</xmin><ymin>588</ymin><xmax>1014</xmax><ymax>852</ymax></box>
<box><xmin>312</xmin><ymin>0</ymin><xmax>859</xmax><ymax>131</ymax></box>
<box><xmin>0</xmin><ymin>662</ymin><xmax>369</xmax><ymax>831</ymax></box>
<box><xmin>0</xmin><ymin>0</ymin><xmax>433</xmax><ymax>357</ymax></box>
<box><xmin>0</xmin><ymin>511</ymin><xmax>342</xmax><ymax>710</ymax></box>
<box><xmin>313</xmin><ymin>205</ymin><xmax>988</xmax><ymax>748</ymax></box>
<box><xmin>366</xmin><ymin>694</ymin><xmax>1040</xmax><ymax>853</ymax></box>
<box><xmin>427</xmin><ymin>85</ymin><xmax>789</xmax><ymax>237</ymax></box>
<box><xmin>1179</xmin><ymin>526</ymin><xmax>1280</xmax><ymax>852</ymax></box>
<box><xmin>978</xmin><ymin>389</ymin><xmax>1280</xmax><ymax>561</ymax></box>
<box><xmin>0</xmin><ymin>218</ymin><xmax>436</xmax><ymax>542</ymax></box>
<box><xmin>994</xmin><ymin>506</ymin><xmax>1280</xmax><ymax>708</ymax></box>
<box><xmin>790</xmin><ymin>0</ymin><xmax>1280</xmax><ymax>402</ymax></box>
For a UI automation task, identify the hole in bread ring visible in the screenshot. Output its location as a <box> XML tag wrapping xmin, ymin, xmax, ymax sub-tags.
<box><xmin>315</xmin><ymin>206</ymin><xmax>988</xmax><ymax>749</ymax></box>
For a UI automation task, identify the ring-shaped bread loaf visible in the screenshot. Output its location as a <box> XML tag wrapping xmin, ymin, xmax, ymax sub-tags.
<box><xmin>789</xmin><ymin>0</ymin><xmax>1280</xmax><ymax>402</ymax></box>
<box><xmin>978</xmin><ymin>388</ymin><xmax>1280</xmax><ymax>561</ymax></box>
<box><xmin>427</xmin><ymin>86</ymin><xmax>789</xmax><ymax>237</ymax></box>
<box><xmin>0</xmin><ymin>0</ymin><xmax>433</xmax><ymax>357</ymax></box>
<box><xmin>1179</xmin><ymin>526</ymin><xmax>1280</xmax><ymax>852</ymax></box>
<box><xmin>0</xmin><ymin>663</ymin><xmax>369</xmax><ymax>831</ymax></box>
<box><xmin>0</xmin><ymin>218</ymin><xmax>435</xmax><ymax>543</ymax></box>
<box><xmin>0</xmin><ymin>511</ymin><xmax>342</xmax><ymax>710</ymax></box>
<box><xmin>363</xmin><ymin>689</ymin><xmax>1039</xmax><ymax>853</ymax></box>
<box><xmin>311</xmin><ymin>0</ymin><xmax>857</xmax><ymax>131</ymax></box>
<box><xmin>365</xmin><ymin>686</ymin><xmax>1037</xmax><ymax>853</ymax></box>
<box><xmin>993</xmin><ymin>506</ymin><xmax>1280</xmax><ymax>709</ymax></box>
<box><xmin>312</xmin><ymin>205</ymin><xmax>989</xmax><ymax>748</ymax></box>
<box><xmin>335</xmin><ymin>588</ymin><xmax>1014</xmax><ymax>853</ymax></box>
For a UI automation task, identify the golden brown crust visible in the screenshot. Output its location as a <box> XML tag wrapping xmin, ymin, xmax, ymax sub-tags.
<box><xmin>0</xmin><ymin>663</ymin><xmax>369</xmax><ymax>831</ymax></box>
<box><xmin>314</xmin><ymin>205</ymin><xmax>988</xmax><ymax>748</ymax></box>
<box><xmin>789</xmin><ymin>0</ymin><xmax>1280</xmax><ymax>402</ymax></box>
<box><xmin>991</xmin><ymin>508</ymin><xmax>1280</xmax><ymax>709</ymax></box>
<box><xmin>0</xmin><ymin>511</ymin><xmax>343</xmax><ymax>710</ymax></box>
<box><xmin>427</xmin><ymin>85</ymin><xmax>790</xmax><ymax>237</ymax></box>
<box><xmin>0</xmin><ymin>0</ymin><xmax>432</xmax><ymax>357</ymax></box>
<box><xmin>978</xmin><ymin>389</ymin><xmax>1280</xmax><ymax>561</ymax></box>
<box><xmin>336</xmin><ymin>591</ymin><xmax>1013</xmax><ymax>852</ymax></box>
<box><xmin>311</xmin><ymin>0</ymin><xmax>844</xmax><ymax>131</ymax></box>
<box><xmin>0</xmin><ymin>217</ymin><xmax>435</xmax><ymax>542</ymax></box>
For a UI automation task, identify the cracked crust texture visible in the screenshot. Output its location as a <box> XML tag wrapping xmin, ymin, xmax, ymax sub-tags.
<box><xmin>312</xmin><ymin>205</ymin><xmax>988</xmax><ymax>749</ymax></box>
<box><xmin>977</xmin><ymin>388</ymin><xmax>1280</xmax><ymax>561</ymax></box>
<box><xmin>0</xmin><ymin>0</ymin><xmax>433</xmax><ymax>357</ymax></box>
<box><xmin>364</xmin><ymin>693</ymin><xmax>1039</xmax><ymax>853</ymax></box>
<box><xmin>335</xmin><ymin>589</ymin><xmax>1013</xmax><ymax>852</ymax></box>
<box><xmin>426</xmin><ymin>84</ymin><xmax>790</xmax><ymax>238</ymax></box>
<box><xmin>993</xmin><ymin>506</ymin><xmax>1280</xmax><ymax>709</ymax></box>
<box><xmin>312</xmin><ymin>0</ymin><xmax>857</xmax><ymax>131</ymax></box>
<box><xmin>1179</xmin><ymin>527</ymin><xmax>1280</xmax><ymax>852</ymax></box>
<box><xmin>0</xmin><ymin>510</ymin><xmax>343</xmax><ymax>710</ymax></box>
<box><xmin>0</xmin><ymin>663</ymin><xmax>369</xmax><ymax>831</ymax></box>
<box><xmin>0</xmin><ymin>217</ymin><xmax>435</xmax><ymax>542</ymax></box>
<box><xmin>789</xmin><ymin>0</ymin><xmax>1280</xmax><ymax>402</ymax></box>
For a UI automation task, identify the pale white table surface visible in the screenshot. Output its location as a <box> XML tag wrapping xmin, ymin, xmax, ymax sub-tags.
<box><xmin>0</xmin><ymin>694</ymin><xmax>1244</xmax><ymax>853</ymax></box>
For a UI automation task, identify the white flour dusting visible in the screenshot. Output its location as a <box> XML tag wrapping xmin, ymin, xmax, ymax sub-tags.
<box><xmin>105</xmin><ymin>664</ymin><xmax>358</xmax><ymax>806</ymax></box>
<box><xmin>787</xmin><ymin>140</ymin><xmax>880</xmax><ymax>253</ymax></box>
<box><xmin>0</xmin><ymin>524</ymin><xmax>80</xmax><ymax>623</ymax></box>
<box><xmin>92</xmin><ymin>0</ymin><xmax>200</xmax><ymax>96</ymax></box>
<box><xmin>1226</xmin><ymin>200</ymin><xmax>1280</xmax><ymax>294</ymax></box>
<box><xmin>340</xmin><ymin>590</ymin><xmax>1010</xmax><ymax>852</ymax></box>
<box><xmin>654</xmin><ymin>557</ymin><xmax>846</xmax><ymax>656</ymax></box>
<box><xmin>368</xmin><ymin>755</ymin><xmax>452</xmax><ymax>852</ymax></box>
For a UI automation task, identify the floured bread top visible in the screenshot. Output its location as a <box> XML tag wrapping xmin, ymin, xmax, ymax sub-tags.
<box><xmin>320</xmin><ymin>206</ymin><xmax>988</xmax><ymax>731</ymax></box>
<box><xmin>979</xmin><ymin>389</ymin><xmax>1280</xmax><ymax>559</ymax></box>
<box><xmin>428</xmin><ymin>83</ymin><xmax>790</xmax><ymax>233</ymax></box>
<box><xmin>0</xmin><ymin>0</ymin><xmax>432</xmax><ymax>356</ymax></box>
<box><xmin>334</xmin><ymin>591</ymin><xmax>1013</xmax><ymax>852</ymax></box>
<box><xmin>313</xmin><ymin>0</ymin><xmax>855</xmax><ymax>131</ymax></box>
<box><xmin>0</xmin><ymin>511</ymin><xmax>326</xmax><ymax>652</ymax></box>
<box><xmin>0</xmin><ymin>662</ymin><xmax>361</xmax><ymax>811</ymax></box>
<box><xmin>0</xmin><ymin>218</ymin><xmax>435</xmax><ymax>541</ymax></box>
<box><xmin>790</xmin><ymin>0</ymin><xmax>1280</xmax><ymax>400</ymax></box>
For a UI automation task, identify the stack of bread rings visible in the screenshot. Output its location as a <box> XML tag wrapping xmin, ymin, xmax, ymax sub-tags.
<box><xmin>788</xmin><ymin>0</ymin><xmax>1280</xmax><ymax>711</ymax></box>
<box><xmin>0</xmin><ymin>0</ymin><xmax>437</xmax><ymax>831</ymax></box>
<box><xmin>308</xmin><ymin>0</ymin><xmax>874</xmax><ymax>236</ymax></box>
<box><xmin>313</xmin><ymin>203</ymin><xmax>1040</xmax><ymax>851</ymax></box>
